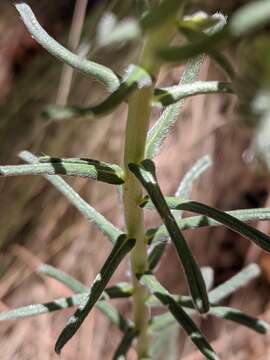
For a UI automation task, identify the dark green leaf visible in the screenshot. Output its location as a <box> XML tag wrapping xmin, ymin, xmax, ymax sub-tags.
<box><xmin>38</xmin><ymin>264</ymin><xmax>131</xmax><ymax>331</ymax></box>
<box><xmin>140</xmin><ymin>274</ymin><xmax>219</xmax><ymax>360</ymax></box>
<box><xmin>129</xmin><ymin>160</ymin><xmax>209</xmax><ymax>314</ymax></box>
<box><xmin>112</xmin><ymin>327</ymin><xmax>138</xmax><ymax>360</ymax></box>
<box><xmin>55</xmin><ymin>235</ymin><xmax>135</xmax><ymax>354</ymax></box>
<box><xmin>210</xmin><ymin>306</ymin><xmax>269</xmax><ymax>334</ymax></box>
<box><xmin>170</xmin><ymin>200</ymin><xmax>270</xmax><ymax>254</ymax></box>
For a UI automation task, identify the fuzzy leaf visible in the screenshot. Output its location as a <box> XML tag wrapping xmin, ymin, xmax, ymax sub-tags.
<box><xmin>129</xmin><ymin>160</ymin><xmax>209</xmax><ymax>314</ymax></box>
<box><xmin>0</xmin><ymin>157</ymin><xmax>125</xmax><ymax>185</ymax></box>
<box><xmin>15</xmin><ymin>3</ymin><xmax>120</xmax><ymax>92</ymax></box>
<box><xmin>140</xmin><ymin>274</ymin><xmax>219</xmax><ymax>360</ymax></box>
<box><xmin>38</xmin><ymin>264</ymin><xmax>87</xmax><ymax>293</ymax></box>
<box><xmin>55</xmin><ymin>235</ymin><xmax>135</xmax><ymax>354</ymax></box>
<box><xmin>209</xmin><ymin>263</ymin><xmax>261</xmax><ymax>304</ymax></box>
<box><xmin>0</xmin><ymin>293</ymin><xmax>88</xmax><ymax>321</ymax></box>
<box><xmin>145</xmin><ymin>54</ymin><xmax>204</xmax><ymax>159</ymax></box>
<box><xmin>153</xmin><ymin>81</ymin><xmax>233</xmax><ymax>107</ymax></box>
<box><xmin>19</xmin><ymin>151</ymin><xmax>122</xmax><ymax>244</ymax></box>
<box><xmin>44</xmin><ymin>64</ymin><xmax>152</xmax><ymax>120</ymax></box>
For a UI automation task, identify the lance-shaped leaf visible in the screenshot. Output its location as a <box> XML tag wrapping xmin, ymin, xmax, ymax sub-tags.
<box><xmin>44</xmin><ymin>64</ymin><xmax>152</xmax><ymax>120</ymax></box>
<box><xmin>140</xmin><ymin>274</ymin><xmax>219</xmax><ymax>360</ymax></box>
<box><xmin>0</xmin><ymin>157</ymin><xmax>125</xmax><ymax>185</ymax></box>
<box><xmin>163</xmin><ymin>200</ymin><xmax>270</xmax><ymax>254</ymax></box>
<box><xmin>139</xmin><ymin>0</ymin><xmax>182</xmax><ymax>31</ymax></box>
<box><xmin>15</xmin><ymin>3</ymin><xmax>120</xmax><ymax>92</ymax></box>
<box><xmin>112</xmin><ymin>327</ymin><xmax>138</xmax><ymax>360</ymax></box>
<box><xmin>148</xmin><ymin>155</ymin><xmax>212</xmax><ymax>270</ymax></box>
<box><xmin>55</xmin><ymin>234</ymin><xmax>135</xmax><ymax>354</ymax></box>
<box><xmin>19</xmin><ymin>151</ymin><xmax>121</xmax><ymax>244</ymax></box>
<box><xmin>129</xmin><ymin>160</ymin><xmax>209</xmax><ymax>314</ymax></box>
<box><xmin>153</xmin><ymin>81</ymin><xmax>233</xmax><ymax>107</ymax></box>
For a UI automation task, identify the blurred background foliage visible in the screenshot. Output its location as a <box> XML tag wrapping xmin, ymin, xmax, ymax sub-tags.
<box><xmin>1</xmin><ymin>0</ymin><xmax>270</xmax><ymax>359</ymax></box>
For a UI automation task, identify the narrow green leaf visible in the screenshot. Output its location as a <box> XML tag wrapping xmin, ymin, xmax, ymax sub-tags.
<box><xmin>140</xmin><ymin>0</ymin><xmax>181</xmax><ymax>31</ymax></box>
<box><xmin>149</xmin><ymin>205</ymin><xmax>270</xmax><ymax>253</ymax></box>
<box><xmin>96</xmin><ymin>300</ymin><xmax>130</xmax><ymax>333</ymax></box>
<box><xmin>0</xmin><ymin>293</ymin><xmax>88</xmax><ymax>321</ymax></box>
<box><xmin>175</xmin><ymin>155</ymin><xmax>212</xmax><ymax>199</ymax></box>
<box><xmin>129</xmin><ymin>160</ymin><xmax>209</xmax><ymax>314</ymax></box>
<box><xmin>148</xmin><ymin>155</ymin><xmax>212</xmax><ymax>270</ymax></box>
<box><xmin>38</xmin><ymin>264</ymin><xmax>87</xmax><ymax>293</ymax></box>
<box><xmin>153</xmin><ymin>81</ymin><xmax>233</xmax><ymax>107</ymax></box>
<box><xmin>209</xmin><ymin>263</ymin><xmax>261</xmax><ymax>304</ymax></box>
<box><xmin>15</xmin><ymin>3</ymin><xmax>120</xmax><ymax>92</ymax></box>
<box><xmin>105</xmin><ymin>282</ymin><xmax>133</xmax><ymax>299</ymax></box>
<box><xmin>229</xmin><ymin>0</ymin><xmax>270</xmax><ymax>37</ymax></box>
<box><xmin>19</xmin><ymin>151</ymin><xmax>122</xmax><ymax>244</ymax></box>
<box><xmin>150</xmin><ymin>305</ymin><xmax>269</xmax><ymax>336</ymax></box>
<box><xmin>140</xmin><ymin>274</ymin><xmax>219</xmax><ymax>360</ymax></box>
<box><xmin>145</xmin><ymin>54</ymin><xmax>204</xmax><ymax>159</ymax></box>
<box><xmin>43</xmin><ymin>64</ymin><xmax>152</xmax><ymax>120</ymax></box>
<box><xmin>150</xmin><ymin>323</ymin><xmax>179</xmax><ymax>359</ymax></box>
<box><xmin>55</xmin><ymin>235</ymin><xmax>135</xmax><ymax>354</ymax></box>
<box><xmin>170</xmin><ymin>200</ymin><xmax>270</xmax><ymax>254</ymax></box>
<box><xmin>0</xmin><ymin>292</ymin><xmax>130</xmax><ymax>333</ymax></box>
<box><xmin>0</xmin><ymin>157</ymin><xmax>125</xmax><ymax>185</ymax></box>
<box><xmin>112</xmin><ymin>327</ymin><xmax>138</xmax><ymax>360</ymax></box>
<box><xmin>178</xmin><ymin>17</ymin><xmax>235</xmax><ymax>80</ymax></box>
<box><xmin>209</xmin><ymin>306</ymin><xmax>269</xmax><ymax>334</ymax></box>
<box><xmin>38</xmin><ymin>263</ymin><xmax>131</xmax><ymax>331</ymax></box>
<box><xmin>157</xmin><ymin>29</ymin><xmax>228</xmax><ymax>64</ymax></box>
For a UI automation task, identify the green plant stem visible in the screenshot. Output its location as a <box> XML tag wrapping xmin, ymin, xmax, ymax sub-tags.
<box><xmin>123</xmin><ymin>23</ymin><xmax>175</xmax><ymax>358</ymax></box>
<box><xmin>123</xmin><ymin>81</ymin><xmax>153</xmax><ymax>360</ymax></box>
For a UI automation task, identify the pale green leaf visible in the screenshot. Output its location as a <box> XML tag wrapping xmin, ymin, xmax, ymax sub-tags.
<box><xmin>19</xmin><ymin>151</ymin><xmax>122</xmax><ymax>244</ymax></box>
<box><xmin>15</xmin><ymin>3</ymin><xmax>120</xmax><ymax>92</ymax></box>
